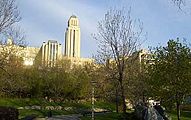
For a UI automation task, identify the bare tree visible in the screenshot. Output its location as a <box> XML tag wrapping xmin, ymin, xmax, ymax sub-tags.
<box><xmin>95</xmin><ymin>8</ymin><xmax>143</xmax><ymax>113</ymax></box>
<box><xmin>0</xmin><ymin>0</ymin><xmax>27</xmax><ymax>97</ymax></box>
<box><xmin>0</xmin><ymin>26</ymin><xmax>25</xmax><ymax>71</ymax></box>
<box><xmin>0</xmin><ymin>0</ymin><xmax>21</xmax><ymax>33</ymax></box>
<box><xmin>172</xmin><ymin>0</ymin><xmax>185</xmax><ymax>8</ymax></box>
<box><xmin>0</xmin><ymin>0</ymin><xmax>24</xmax><ymax>72</ymax></box>
<box><xmin>4</xmin><ymin>26</ymin><xmax>26</xmax><ymax>45</ymax></box>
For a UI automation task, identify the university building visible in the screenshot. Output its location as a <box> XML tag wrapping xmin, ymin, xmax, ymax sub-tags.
<box><xmin>36</xmin><ymin>40</ymin><xmax>62</xmax><ymax>67</ymax></box>
<box><xmin>65</xmin><ymin>15</ymin><xmax>80</xmax><ymax>58</ymax></box>
<box><xmin>5</xmin><ymin>15</ymin><xmax>92</xmax><ymax>67</ymax></box>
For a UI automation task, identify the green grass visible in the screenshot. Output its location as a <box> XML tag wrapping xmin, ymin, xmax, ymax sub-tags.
<box><xmin>94</xmin><ymin>101</ymin><xmax>115</xmax><ymax>111</ymax></box>
<box><xmin>0</xmin><ymin>98</ymin><xmax>84</xmax><ymax>118</ymax></box>
<box><xmin>0</xmin><ymin>98</ymin><xmax>61</xmax><ymax>107</ymax></box>
<box><xmin>168</xmin><ymin>111</ymin><xmax>191</xmax><ymax>120</ymax></box>
<box><xmin>19</xmin><ymin>109</ymin><xmax>72</xmax><ymax>119</ymax></box>
<box><xmin>0</xmin><ymin>98</ymin><xmax>116</xmax><ymax>119</ymax></box>
<box><xmin>1</xmin><ymin>98</ymin><xmax>190</xmax><ymax>120</ymax></box>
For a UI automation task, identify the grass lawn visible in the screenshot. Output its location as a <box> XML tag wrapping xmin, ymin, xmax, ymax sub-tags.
<box><xmin>18</xmin><ymin>109</ymin><xmax>73</xmax><ymax>118</ymax></box>
<box><xmin>0</xmin><ymin>98</ymin><xmax>190</xmax><ymax>120</ymax></box>
<box><xmin>168</xmin><ymin>111</ymin><xmax>191</xmax><ymax>120</ymax></box>
<box><xmin>0</xmin><ymin>98</ymin><xmax>115</xmax><ymax>119</ymax></box>
<box><xmin>0</xmin><ymin>98</ymin><xmax>84</xmax><ymax>118</ymax></box>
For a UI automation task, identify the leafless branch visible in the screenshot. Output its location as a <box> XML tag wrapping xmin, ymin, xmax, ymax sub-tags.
<box><xmin>172</xmin><ymin>0</ymin><xmax>186</xmax><ymax>9</ymax></box>
<box><xmin>94</xmin><ymin>8</ymin><xmax>144</xmax><ymax>113</ymax></box>
<box><xmin>4</xmin><ymin>26</ymin><xmax>26</xmax><ymax>46</ymax></box>
<box><xmin>0</xmin><ymin>0</ymin><xmax>21</xmax><ymax>33</ymax></box>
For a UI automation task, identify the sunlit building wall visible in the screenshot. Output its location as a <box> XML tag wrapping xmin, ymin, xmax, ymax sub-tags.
<box><xmin>36</xmin><ymin>40</ymin><xmax>62</xmax><ymax>67</ymax></box>
<box><xmin>23</xmin><ymin>47</ymin><xmax>39</xmax><ymax>66</ymax></box>
<box><xmin>0</xmin><ymin>38</ymin><xmax>39</xmax><ymax>66</ymax></box>
<box><xmin>0</xmin><ymin>16</ymin><xmax>92</xmax><ymax>67</ymax></box>
<box><xmin>65</xmin><ymin>15</ymin><xmax>81</xmax><ymax>58</ymax></box>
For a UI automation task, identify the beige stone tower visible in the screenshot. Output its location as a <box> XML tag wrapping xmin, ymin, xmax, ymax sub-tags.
<box><xmin>65</xmin><ymin>15</ymin><xmax>80</xmax><ymax>58</ymax></box>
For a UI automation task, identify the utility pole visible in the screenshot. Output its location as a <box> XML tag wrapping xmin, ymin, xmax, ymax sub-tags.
<box><xmin>91</xmin><ymin>80</ymin><xmax>96</xmax><ymax>120</ymax></box>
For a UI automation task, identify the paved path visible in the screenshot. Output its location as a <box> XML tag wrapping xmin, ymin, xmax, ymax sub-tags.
<box><xmin>48</xmin><ymin>115</ymin><xmax>81</xmax><ymax>120</ymax></box>
<box><xmin>35</xmin><ymin>114</ymin><xmax>81</xmax><ymax>120</ymax></box>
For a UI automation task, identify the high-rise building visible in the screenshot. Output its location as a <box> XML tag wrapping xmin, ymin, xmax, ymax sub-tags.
<box><xmin>0</xmin><ymin>15</ymin><xmax>92</xmax><ymax>68</ymax></box>
<box><xmin>65</xmin><ymin>15</ymin><xmax>80</xmax><ymax>58</ymax></box>
<box><xmin>36</xmin><ymin>40</ymin><xmax>62</xmax><ymax>67</ymax></box>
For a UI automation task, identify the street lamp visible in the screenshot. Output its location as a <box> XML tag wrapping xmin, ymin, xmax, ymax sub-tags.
<box><xmin>91</xmin><ymin>80</ymin><xmax>96</xmax><ymax>120</ymax></box>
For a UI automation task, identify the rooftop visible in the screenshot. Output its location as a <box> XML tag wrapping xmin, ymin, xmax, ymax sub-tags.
<box><xmin>70</xmin><ymin>15</ymin><xmax>77</xmax><ymax>18</ymax></box>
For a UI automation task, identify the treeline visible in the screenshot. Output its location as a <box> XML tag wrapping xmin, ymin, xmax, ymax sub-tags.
<box><xmin>0</xmin><ymin>60</ymin><xmax>92</xmax><ymax>100</ymax></box>
<box><xmin>0</xmin><ymin>39</ymin><xmax>191</xmax><ymax>119</ymax></box>
<box><xmin>0</xmin><ymin>57</ymin><xmax>126</xmax><ymax>104</ymax></box>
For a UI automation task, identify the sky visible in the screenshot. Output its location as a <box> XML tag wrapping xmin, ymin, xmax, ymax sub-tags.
<box><xmin>18</xmin><ymin>0</ymin><xmax>191</xmax><ymax>58</ymax></box>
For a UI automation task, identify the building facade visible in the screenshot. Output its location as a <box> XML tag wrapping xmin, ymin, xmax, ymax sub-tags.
<box><xmin>23</xmin><ymin>47</ymin><xmax>40</xmax><ymax>66</ymax></box>
<box><xmin>65</xmin><ymin>15</ymin><xmax>81</xmax><ymax>58</ymax></box>
<box><xmin>36</xmin><ymin>40</ymin><xmax>62</xmax><ymax>67</ymax></box>
<box><xmin>1</xmin><ymin>15</ymin><xmax>92</xmax><ymax>67</ymax></box>
<box><xmin>0</xmin><ymin>38</ymin><xmax>39</xmax><ymax>66</ymax></box>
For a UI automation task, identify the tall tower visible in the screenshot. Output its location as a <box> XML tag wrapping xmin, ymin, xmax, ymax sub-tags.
<box><xmin>65</xmin><ymin>15</ymin><xmax>80</xmax><ymax>58</ymax></box>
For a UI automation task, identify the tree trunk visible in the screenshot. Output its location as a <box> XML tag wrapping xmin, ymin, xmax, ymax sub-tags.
<box><xmin>176</xmin><ymin>101</ymin><xmax>181</xmax><ymax>120</ymax></box>
<box><xmin>142</xmin><ymin>92</ymin><xmax>146</xmax><ymax>106</ymax></box>
<box><xmin>115</xmin><ymin>88</ymin><xmax>119</xmax><ymax>113</ymax></box>
<box><xmin>118</xmin><ymin>69</ymin><xmax>126</xmax><ymax>114</ymax></box>
<box><xmin>119</xmin><ymin>80</ymin><xmax>126</xmax><ymax>114</ymax></box>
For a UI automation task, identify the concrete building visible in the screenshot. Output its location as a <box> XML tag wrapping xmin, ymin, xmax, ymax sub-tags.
<box><xmin>36</xmin><ymin>40</ymin><xmax>62</xmax><ymax>67</ymax></box>
<box><xmin>23</xmin><ymin>47</ymin><xmax>40</xmax><ymax>66</ymax></box>
<box><xmin>63</xmin><ymin>15</ymin><xmax>94</xmax><ymax>66</ymax></box>
<box><xmin>0</xmin><ymin>15</ymin><xmax>93</xmax><ymax>67</ymax></box>
<box><xmin>63</xmin><ymin>56</ymin><xmax>93</xmax><ymax>67</ymax></box>
<box><xmin>0</xmin><ymin>38</ymin><xmax>39</xmax><ymax>66</ymax></box>
<box><xmin>34</xmin><ymin>15</ymin><xmax>91</xmax><ymax>67</ymax></box>
<box><xmin>65</xmin><ymin>15</ymin><xmax>81</xmax><ymax>58</ymax></box>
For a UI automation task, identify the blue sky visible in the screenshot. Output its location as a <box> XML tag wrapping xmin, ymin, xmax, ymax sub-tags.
<box><xmin>18</xmin><ymin>0</ymin><xmax>191</xmax><ymax>58</ymax></box>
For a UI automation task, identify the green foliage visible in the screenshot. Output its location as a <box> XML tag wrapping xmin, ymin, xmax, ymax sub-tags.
<box><xmin>148</xmin><ymin>39</ymin><xmax>191</xmax><ymax>119</ymax></box>
<box><xmin>168</xmin><ymin>111</ymin><xmax>191</xmax><ymax>120</ymax></box>
<box><xmin>0</xmin><ymin>98</ymin><xmax>118</xmax><ymax>118</ymax></box>
<box><xmin>148</xmin><ymin>39</ymin><xmax>191</xmax><ymax>100</ymax></box>
<box><xmin>0</xmin><ymin>59</ymin><xmax>92</xmax><ymax>100</ymax></box>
